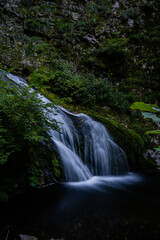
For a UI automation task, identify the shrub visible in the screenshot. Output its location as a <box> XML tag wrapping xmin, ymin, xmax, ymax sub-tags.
<box><xmin>0</xmin><ymin>77</ymin><xmax>60</xmax><ymax>165</ymax></box>
<box><xmin>0</xmin><ymin>75</ymin><xmax>60</xmax><ymax>200</ymax></box>
<box><xmin>29</xmin><ymin>57</ymin><xmax>132</xmax><ymax>112</ymax></box>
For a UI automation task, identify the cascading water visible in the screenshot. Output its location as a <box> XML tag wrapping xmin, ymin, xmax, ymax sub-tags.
<box><xmin>0</xmin><ymin>69</ymin><xmax>129</xmax><ymax>182</ymax></box>
<box><xmin>51</xmin><ymin>107</ymin><xmax>129</xmax><ymax>181</ymax></box>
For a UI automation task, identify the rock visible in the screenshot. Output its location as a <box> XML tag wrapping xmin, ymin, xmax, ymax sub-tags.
<box><xmin>50</xmin><ymin>239</ymin><xmax>64</xmax><ymax>240</ymax></box>
<box><xmin>72</xmin><ymin>12</ymin><xmax>79</xmax><ymax>21</ymax></box>
<box><xmin>20</xmin><ymin>235</ymin><xmax>38</xmax><ymax>240</ymax></box>
<box><xmin>83</xmin><ymin>35</ymin><xmax>98</xmax><ymax>45</ymax></box>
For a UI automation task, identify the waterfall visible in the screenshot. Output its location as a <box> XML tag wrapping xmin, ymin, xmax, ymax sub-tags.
<box><xmin>0</xmin><ymin>70</ymin><xmax>129</xmax><ymax>182</ymax></box>
<box><xmin>52</xmin><ymin>107</ymin><xmax>129</xmax><ymax>179</ymax></box>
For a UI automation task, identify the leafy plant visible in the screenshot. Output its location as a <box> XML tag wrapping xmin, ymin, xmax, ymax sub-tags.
<box><xmin>52</xmin><ymin>157</ymin><xmax>61</xmax><ymax>179</ymax></box>
<box><xmin>0</xmin><ymin>77</ymin><xmax>60</xmax><ymax>165</ymax></box>
<box><xmin>130</xmin><ymin>102</ymin><xmax>160</xmax><ymax>151</ymax></box>
<box><xmin>29</xmin><ymin>57</ymin><xmax>132</xmax><ymax>112</ymax></box>
<box><xmin>0</xmin><ymin>74</ymin><xmax>62</xmax><ymax>201</ymax></box>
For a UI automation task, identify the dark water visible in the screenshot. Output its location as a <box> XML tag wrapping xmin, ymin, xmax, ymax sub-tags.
<box><xmin>1</xmin><ymin>173</ymin><xmax>160</xmax><ymax>240</ymax></box>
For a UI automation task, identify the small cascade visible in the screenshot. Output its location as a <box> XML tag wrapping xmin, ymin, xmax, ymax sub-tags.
<box><xmin>77</xmin><ymin>113</ymin><xmax>129</xmax><ymax>175</ymax></box>
<box><xmin>0</xmin><ymin>70</ymin><xmax>129</xmax><ymax>182</ymax></box>
<box><xmin>55</xmin><ymin>108</ymin><xmax>129</xmax><ymax>178</ymax></box>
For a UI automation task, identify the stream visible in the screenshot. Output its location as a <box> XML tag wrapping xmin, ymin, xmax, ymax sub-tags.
<box><xmin>1</xmin><ymin>173</ymin><xmax>160</xmax><ymax>240</ymax></box>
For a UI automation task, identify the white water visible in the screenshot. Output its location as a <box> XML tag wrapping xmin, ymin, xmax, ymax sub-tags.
<box><xmin>1</xmin><ymin>70</ymin><xmax>130</xmax><ymax>182</ymax></box>
<box><xmin>65</xmin><ymin>173</ymin><xmax>142</xmax><ymax>192</ymax></box>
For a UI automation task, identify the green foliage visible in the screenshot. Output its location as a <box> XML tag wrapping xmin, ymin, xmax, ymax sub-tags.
<box><xmin>25</xmin><ymin>39</ymin><xmax>55</xmax><ymax>58</ymax></box>
<box><xmin>24</xmin><ymin>19</ymin><xmax>49</xmax><ymax>34</ymax></box>
<box><xmin>29</xmin><ymin>67</ymin><xmax>56</xmax><ymax>90</ymax></box>
<box><xmin>130</xmin><ymin>102</ymin><xmax>160</xmax><ymax>152</ymax></box>
<box><xmin>152</xmin><ymin>107</ymin><xmax>160</xmax><ymax>112</ymax></box>
<box><xmin>155</xmin><ymin>147</ymin><xmax>160</xmax><ymax>152</ymax></box>
<box><xmin>145</xmin><ymin>130</ymin><xmax>160</xmax><ymax>135</ymax></box>
<box><xmin>1</xmin><ymin>0</ymin><xmax>160</xmax><ymax>108</ymax></box>
<box><xmin>29</xmin><ymin>57</ymin><xmax>132</xmax><ymax>113</ymax></box>
<box><xmin>142</xmin><ymin>112</ymin><xmax>160</xmax><ymax>123</ymax></box>
<box><xmin>84</xmin><ymin>36</ymin><xmax>129</xmax><ymax>78</ymax></box>
<box><xmin>52</xmin><ymin>157</ymin><xmax>60</xmax><ymax>179</ymax></box>
<box><xmin>0</xmin><ymin>74</ymin><xmax>61</xmax><ymax>201</ymax></box>
<box><xmin>130</xmin><ymin>102</ymin><xmax>158</xmax><ymax>113</ymax></box>
<box><xmin>55</xmin><ymin>18</ymin><xmax>74</xmax><ymax>33</ymax></box>
<box><xmin>27</xmin><ymin>162</ymin><xmax>41</xmax><ymax>187</ymax></box>
<box><xmin>28</xmin><ymin>175</ymin><xmax>40</xmax><ymax>187</ymax></box>
<box><xmin>0</xmin><ymin>77</ymin><xmax>59</xmax><ymax>165</ymax></box>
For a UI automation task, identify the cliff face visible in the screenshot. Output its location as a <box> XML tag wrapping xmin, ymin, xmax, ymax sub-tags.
<box><xmin>0</xmin><ymin>0</ymin><xmax>159</xmax><ymax>104</ymax></box>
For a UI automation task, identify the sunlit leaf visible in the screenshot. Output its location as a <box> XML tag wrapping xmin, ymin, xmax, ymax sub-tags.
<box><xmin>145</xmin><ymin>130</ymin><xmax>160</xmax><ymax>135</ymax></box>
<box><xmin>130</xmin><ymin>102</ymin><xmax>157</xmax><ymax>113</ymax></box>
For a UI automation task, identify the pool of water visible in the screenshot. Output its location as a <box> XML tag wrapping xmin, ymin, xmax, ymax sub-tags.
<box><xmin>1</xmin><ymin>173</ymin><xmax>160</xmax><ymax>240</ymax></box>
